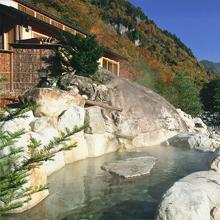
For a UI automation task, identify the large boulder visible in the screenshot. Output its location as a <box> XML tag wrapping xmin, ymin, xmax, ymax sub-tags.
<box><xmin>157</xmin><ymin>171</ymin><xmax>220</xmax><ymax>220</ymax></box>
<box><xmin>22</xmin><ymin>88</ymin><xmax>85</xmax><ymax>117</ymax></box>
<box><xmin>104</xmin><ymin>78</ymin><xmax>187</xmax><ymax>146</ymax></box>
<box><xmin>60</xmin><ymin>74</ymin><xmax>187</xmax><ymax>146</ymax></box>
<box><xmin>167</xmin><ymin>132</ymin><xmax>212</xmax><ymax>152</ymax></box>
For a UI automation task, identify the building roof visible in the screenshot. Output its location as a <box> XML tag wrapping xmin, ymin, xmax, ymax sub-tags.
<box><xmin>14</xmin><ymin>0</ymin><xmax>89</xmax><ymax>36</ymax></box>
<box><xmin>0</xmin><ymin>1</ymin><xmax>127</xmax><ymax>61</ymax></box>
<box><xmin>103</xmin><ymin>48</ymin><xmax>127</xmax><ymax>61</ymax></box>
<box><xmin>0</xmin><ymin>3</ymin><xmax>70</xmax><ymax>37</ymax></box>
<box><xmin>11</xmin><ymin>43</ymin><xmax>61</xmax><ymax>49</ymax></box>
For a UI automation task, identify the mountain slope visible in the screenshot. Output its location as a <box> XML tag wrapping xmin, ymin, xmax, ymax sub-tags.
<box><xmin>201</xmin><ymin>60</ymin><xmax>220</xmax><ymax>75</ymax></box>
<box><xmin>28</xmin><ymin>0</ymin><xmax>211</xmax><ymax>90</ymax></box>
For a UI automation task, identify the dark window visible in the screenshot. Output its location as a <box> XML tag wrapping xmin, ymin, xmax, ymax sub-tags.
<box><xmin>103</xmin><ymin>59</ymin><xmax>108</xmax><ymax>69</ymax></box>
<box><xmin>113</xmin><ymin>63</ymin><xmax>118</xmax><ymax>75</ymax></box>
<box><xmin>0</xmin><ymin>16</ymin><xmax>3</xmax><ymax>49</ymax></box>
<box><xmin>108</xmin><ymin>62</ymin><xmax>113</xmax><ymax>72</ymax></box>
<box><xmin>0</xmin><ymin>35</ymin><xmax>3</xmax><ymax>49</ymax></box>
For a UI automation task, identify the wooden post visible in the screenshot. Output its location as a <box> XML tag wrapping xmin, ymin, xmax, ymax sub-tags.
<box><xmin>99</xmin><ymin>57</ymin><xmax>103</xmax><ymax>68</ymax></box>
<box><xmin>107</xmin><ymin>59</ymin><xmax>109</xmax><ymax>71</ymax></box>
<box><xmin>10</xmin><ymin>49</ymin><xmax>14</xmax><ymax>92</ymax></box>
<box><xmin>85</xmin><ymin>99</ymin><xmax>122</xmax><ymax>112</ymax></box>
<box><xmin>117</xmin><ymin>62</ymin><xmax>120</xmax><ymax>77</ymax></box>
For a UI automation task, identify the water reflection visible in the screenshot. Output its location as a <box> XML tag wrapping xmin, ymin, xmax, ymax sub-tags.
<box><xmin>4</xmin><ymin>146</ymin><xmax>211</xmax><ymax>220</ymax></box>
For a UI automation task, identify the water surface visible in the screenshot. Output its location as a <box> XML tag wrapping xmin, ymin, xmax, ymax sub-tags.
<box><xmin>4</xmin><ymin>146</ymin><xmax>212</xmax><ymax>220</ymax></box>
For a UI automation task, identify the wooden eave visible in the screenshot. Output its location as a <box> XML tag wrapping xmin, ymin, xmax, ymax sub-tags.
<box><xmin>103</xmin><ymin>48</ymin><xmax>127</xmax><ymax>61</ymax></box>
<box><xmin>14</xmin><ymin>0</ymin><xmax>89</xmax><ymax>36</ymax></box>
<box><xmin>11</xmin><ymin>43</ymin><xmax>61</xmax><ymax>49</ymax></box>
<box><xmin>0</xmin><ymin>4</ymin><xmax>70</xmax><ymax>37</ymax></box>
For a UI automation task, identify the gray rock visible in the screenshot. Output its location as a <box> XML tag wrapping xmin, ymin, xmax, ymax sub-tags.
<box><xmin>210</xmin><ymin>131</ymin><xmax>220</xmax><ymax>149</ymax></box>
<box><xmin>60</xmin><ymin>74</ymin><xmax>95</xmax><ymax>99</ymax></box>
<box><xmin>112</xmin><ymin>23</ymin><xmax>129</xmax><ymax>35</ymax></box>
<box><xmin>167</xmin><ymin>132</ymin><xmax>212</xmax><ymax>152</ymax></box>
<box><xmin>194</xmin><ymin>117</ymin><xmax>207</xmax><ymax>129</ymax></box>
<box><xmin>57</xmin><ymin>107</ymin><xmax>85</xmax><ymax>132</ymax></box>
<box><xmin>211</xmin><ymin>207</ymin><xmax>220</xmax><ymax>220</ymax></box>
<box><xmin>0</xmin><ymin>110</ymin><xmax>35</xmax><ymax>133</ymax></box>
<box><xmin>85</xmin><ymin>107</ymin><xmax>106</xmax><ymax>134</ymax></box>
<box><xmin>86</xmin><ymin>133</ymin><xmax>119</xmax><ymax>157</ymax></box>
<box><xmin>193</xmin><ymin>117</ymin><xmax>209</xmax><ymax>134</ymax></box>
<box><xmin>101</xmin><ymin>156</ymin><xmax>156</xmax><ymax>178</ymax></box>
<box><xmin>210</xmin><ymin>148</ymin><xmax>220</xmax><ymax>172</ymax></box>
<box><xmin>30</xmin><ymin>116</ymin><xmax>57</xmax><ymax>132</ymax></box>
<box><xmin>176</xmin><ymin>108</ymin><xmax>195</xmax><ymax>131</ymax></box>
<box><xmin>60</xmin><ymin>71</ymin><xmax>112</xmax><ymax>102</ymax></box>
<box><xmin>177</xmin><ymin>109</ymin><xmax>209</xmax><ymax>134</ymax></box>
<box><xmin>156</xmin><ymin>171</ymin><xmax>220</xmax><ymax>220</ymax></box>
<box><xmin>31</xmin><ymin>128</ymin><xmax>59</xmax><ymax>146</ymax></box>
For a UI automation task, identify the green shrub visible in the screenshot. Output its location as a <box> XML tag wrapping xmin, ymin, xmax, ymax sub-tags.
<box><xmin>200</xmin><ymin>77</ymin><xmax>220</xmax><ymax>113</ymax></box>
<box><xmin>50</xmin><ymin>31</ymin><xmax>103</xmax><ymax>84</ymax></box>
<box><xmin>159</xmin><ymin>73</ymin><xmax>202</xmax><ymax>116</ymax></box>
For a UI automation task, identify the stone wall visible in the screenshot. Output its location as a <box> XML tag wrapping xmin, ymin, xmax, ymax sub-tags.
<box><xmin>1</xmin><ymin>88</ymin><xmax>120</xmax><ymax>212</ymax></box>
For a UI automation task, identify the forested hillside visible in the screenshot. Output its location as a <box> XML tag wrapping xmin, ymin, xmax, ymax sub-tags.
<box><xmin>28</xmin><ymin>0</ymin><xmax>213</xmax><ymax>115</ymax></box>
<box><xmin>201</xmin><ymin>60</ymin><xmax>220</xmax><ymax>75</ymax></box>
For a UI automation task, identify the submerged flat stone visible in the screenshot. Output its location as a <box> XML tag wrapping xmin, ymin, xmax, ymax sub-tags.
<box><xmin>101</xmin><ymin>156</ymin><xmax>156</xmax><ymax>178</ymax></box>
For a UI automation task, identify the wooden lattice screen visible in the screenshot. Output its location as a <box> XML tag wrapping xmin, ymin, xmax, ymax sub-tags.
<box><xmin>12</xmin><ymin>45</ymin><xmax>55</xmax><ymax>92</ymax></box>
<box><xmin>0</xmin><ymin>50</ymin><xmax>12</xmax><ymax>91</ymax></box>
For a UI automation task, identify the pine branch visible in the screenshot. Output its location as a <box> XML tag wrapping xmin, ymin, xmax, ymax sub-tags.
<box><xmin>0</xmin><ymin>102</ymin><xmax>89</xmax><ymax>214</ymax></box>
<box><xmin>0</xmin><ymin>103</ymin><xmax>36</xmax><ymax>122</ymax></box>
<box><xmin>23</xmin><ymin>123</ymin><xmax>88</xmax><ymax>170</ymax></box>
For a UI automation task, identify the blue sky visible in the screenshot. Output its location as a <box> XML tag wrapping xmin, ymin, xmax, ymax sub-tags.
<box><xmin>129</xmin><ymin>0</ymin><xmax>220</xmax><ymax>62</ymax></box>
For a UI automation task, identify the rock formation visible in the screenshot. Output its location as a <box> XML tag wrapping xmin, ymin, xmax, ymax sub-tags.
<box><xmin>0</xmin><ymin>72</ymin><xmax>190</xmax><ymax>212</ymax></box>
<box><xmin>167</xmin><ymin>108</ymin><xmax>220</xmax><ymax>151</ymax></box>
<box><xmin>5</xmin><ymin>72</ymin><xmax>218</xmax><ymax>214</ymax></box>
<box><xmin>60</xmin><ymin>72</ymin><xmax>187</xmax><ymax>147</ymax></box>
<box><xmin>156</xmin><ymin>113</ymin><xmax>220</xmax><ymax>220</ymax></box>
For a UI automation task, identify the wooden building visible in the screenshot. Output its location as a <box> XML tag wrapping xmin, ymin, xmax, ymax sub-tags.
<box><xmin>0</xmin><ymin>0</ymin><xmax>122</xmax><ymax>96</ymax></box>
